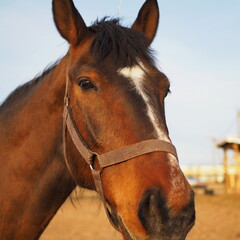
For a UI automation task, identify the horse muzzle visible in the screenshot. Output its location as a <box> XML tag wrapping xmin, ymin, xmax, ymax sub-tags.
<box><xmin>138</xmin><ymin>187</ymin><xmax>195</xmax><ymax>240</ymax></box>
<box><xmin>110</xmin><ymin>187</ymin><xmax>195</xmax><ymax>240</ymax></box>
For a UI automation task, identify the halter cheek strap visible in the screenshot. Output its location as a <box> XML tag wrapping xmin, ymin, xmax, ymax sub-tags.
<box><xmin>63</xmin><ymin>98</ymin><xmax>178</xmax><ymax>231</ymax></box>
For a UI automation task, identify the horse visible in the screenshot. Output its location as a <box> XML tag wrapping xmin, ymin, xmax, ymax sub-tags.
<box><xmin>0</xmin><ymin>0</ymin><xmax>195</xmax><ymax>239</ymax></box>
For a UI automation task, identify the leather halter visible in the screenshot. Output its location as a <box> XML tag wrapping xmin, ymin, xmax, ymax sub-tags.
<box><xmin>63</xmin><ymin>96</ymin><xmax>178</xmax><ymax>231</ymax></box>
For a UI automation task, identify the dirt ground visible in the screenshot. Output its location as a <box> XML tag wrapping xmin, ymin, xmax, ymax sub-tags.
<box><xmin>41</xmin><ymin>188</ymin><xmax>240</xmax><ymax>240</ymax></box>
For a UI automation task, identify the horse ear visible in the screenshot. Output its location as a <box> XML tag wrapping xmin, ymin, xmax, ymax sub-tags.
<box><xmin>52</xmin><ymin>0</ymin><xmax>88</xmax><ymax>46</ymax></box>
<box><xmin>131</xmin><ymin>0</ymin><xmax>159</xmax><ymax>44</ymax></box>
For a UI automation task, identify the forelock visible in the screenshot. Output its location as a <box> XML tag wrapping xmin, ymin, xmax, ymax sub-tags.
<box><xmin>88</xmin><ymin>18</ymin><xmax>156</xmax><ymax>68</ymax></box>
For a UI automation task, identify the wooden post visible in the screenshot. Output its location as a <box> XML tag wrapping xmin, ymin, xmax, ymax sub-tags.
<box><xmin>223</xmin><ymin>149</ymin><xmax>229</xmax><ymax>194</ymax></box>
<box><xmin>234</xmin><ymin>143</ymin><xmax>240</xmax><ymax>194</ymax></box>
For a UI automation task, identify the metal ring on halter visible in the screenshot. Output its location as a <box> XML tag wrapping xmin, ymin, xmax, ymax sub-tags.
<box><xmin>89</xmin><ymin>164</ymin><xmax>94</xmax><ymax>171</ymax></box>
<box><xmin>89</xmin><ymin>152</ymin><xmax>100</xmax><ymax>171</ymax></box>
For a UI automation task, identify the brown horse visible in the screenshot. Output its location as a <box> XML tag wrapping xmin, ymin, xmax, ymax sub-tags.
<box><xmin>0</xmin><ymin>0</ymin><xmax>195</xmax><ymax>239</ymax></box>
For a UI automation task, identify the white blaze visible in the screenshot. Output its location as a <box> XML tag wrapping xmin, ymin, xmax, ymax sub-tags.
<box><xmin>118</xmin><ymin>64</ymin><xmax>169</xmax><ymax>142</ymax></box>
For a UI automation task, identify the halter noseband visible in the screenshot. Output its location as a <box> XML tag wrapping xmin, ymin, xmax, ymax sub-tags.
<box><xmin>63</xmin><ymin>96</ymin><xmax>178</xmax><ymax>231</ymax></box>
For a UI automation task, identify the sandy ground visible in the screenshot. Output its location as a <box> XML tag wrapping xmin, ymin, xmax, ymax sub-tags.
<box><xmin>41</xmin><ymin>189</ymin><xmax>240</xmax><ymax>240</ymax></box>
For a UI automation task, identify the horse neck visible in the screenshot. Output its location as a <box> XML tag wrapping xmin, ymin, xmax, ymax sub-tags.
<box><xmin>0</xmin><ymin>57</ymin><xmax>76</xmax><ymax>240</ymax></box>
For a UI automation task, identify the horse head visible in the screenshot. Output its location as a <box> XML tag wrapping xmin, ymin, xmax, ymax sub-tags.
<box><xmin>52</xmin><ymin>0</ymin><xmax>195</xmax><ymax>239</ymax></box>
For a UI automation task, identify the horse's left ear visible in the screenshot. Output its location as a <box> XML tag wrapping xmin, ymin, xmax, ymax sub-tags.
<box><xmin>131</xmin><ymin>0</ymin><xmax>159</xmax><ymax>44</ymax></box>
<box><xmin>52</xmin><ymin>0</ymin><xmax>89</xmax><ymax>46</ymax></box>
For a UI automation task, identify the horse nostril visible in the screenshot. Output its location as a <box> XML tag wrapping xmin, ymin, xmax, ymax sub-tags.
<box><xmin>138</xmin><ymin>188</ymin><xmax>195</xmax><ymax>238</ymax></box>
<box><xmin>138</xmin><ymin>188</ymin><xmax>169</xmax><ymax>234</ymax></box>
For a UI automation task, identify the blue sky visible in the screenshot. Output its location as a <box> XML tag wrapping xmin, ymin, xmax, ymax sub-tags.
<box><xmin>0</xmin><ymin>0</ymin><xmax>239</xmax><ymax>166</ymax></box>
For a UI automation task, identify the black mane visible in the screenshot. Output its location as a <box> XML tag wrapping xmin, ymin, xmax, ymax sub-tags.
<box><xmin>89</xmin><ymin>18</ymin><xmax>155</xmax><ymax>68</ymax></box>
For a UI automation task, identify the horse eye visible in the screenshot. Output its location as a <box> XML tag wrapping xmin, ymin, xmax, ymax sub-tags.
<box><xmin>78</xmin><ymin>78</ymin><xmax>96</xmax><ymax>91</ymax></box>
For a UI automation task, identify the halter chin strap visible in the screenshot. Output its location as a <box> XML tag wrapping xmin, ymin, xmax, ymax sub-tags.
<box><xmin>63</xmin><ymin>97</ymin><xmax>178</xmax><ymax>231</ymax></box>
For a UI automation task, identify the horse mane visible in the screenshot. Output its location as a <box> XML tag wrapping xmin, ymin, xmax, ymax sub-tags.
<box><xmin>89</xmin><ymin>18</ymin><xmax>156</xmax><ymax>68</ymax></box>
<box><xmin>0</xmin><ymin>60</ymin><xmax>60</xmax><ymax>111</ymax></box>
